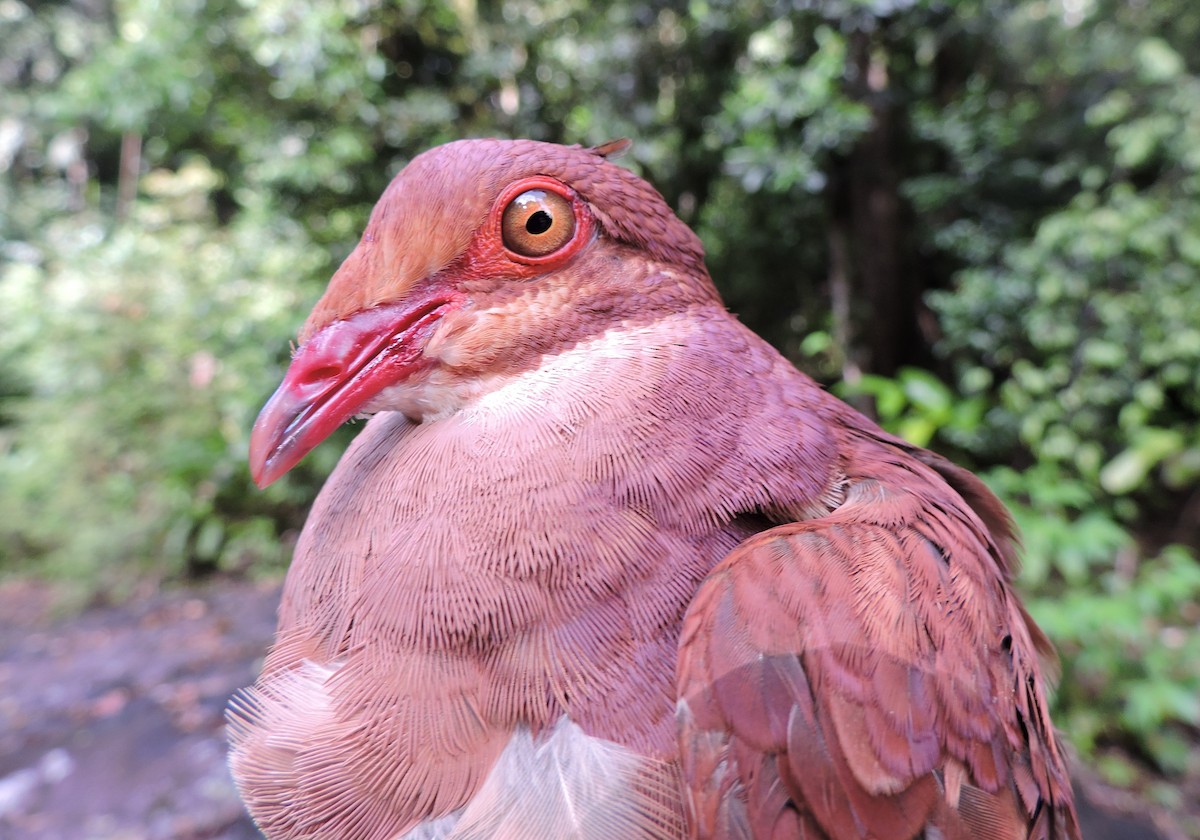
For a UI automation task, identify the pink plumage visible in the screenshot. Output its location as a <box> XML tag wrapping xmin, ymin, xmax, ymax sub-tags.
<box><xmin>229</xmin><ymin>139</ymin><xmax>1079</xmax><ymax>840</ymax></box>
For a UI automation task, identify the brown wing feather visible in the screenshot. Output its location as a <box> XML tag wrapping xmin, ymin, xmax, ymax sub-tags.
<box><xmin>676</xmin><ymin>439</ymin><xmax>1079</xmax><ymax>840</ymax></box>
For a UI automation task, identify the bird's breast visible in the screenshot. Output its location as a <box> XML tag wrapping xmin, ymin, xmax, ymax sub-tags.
<box><xmin>238</xmin><ymin>315</ymin><xmax>842</xmax><ymax>835</ymax></box>
<box><xmin>274</xmin><ymin>321</ymin><xmax>780</xmax><ymax>750</ymax></box>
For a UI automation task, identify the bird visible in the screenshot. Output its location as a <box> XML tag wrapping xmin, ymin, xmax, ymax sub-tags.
<box><xmin>229</xmin><ymin>137</ymin><xmax>1080</xmax><ymax>840</ymax></box>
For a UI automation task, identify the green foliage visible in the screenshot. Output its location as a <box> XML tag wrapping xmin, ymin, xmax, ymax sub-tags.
<box><xmin>1029</xmin><ymin>543</ymin><xmax>1200</xmax><ymax>776</ymax></box>
<box><xmin>1006</xmin><ymin>460</ymin><xmax>1200</xmax><ymax>780</ymax></box>
<box><xmin>0</xmin><ymin>163</ymin><xmax>337</xmax><ymax>591</ymax></box>
<box><xmin>934</xmin><ymin>186</ymin><xmax>1200</xmax><ymax>508</ymax></box>
<box><xmin>927</xmin><ymin>0</ymin><xmax>1200</xmax><ymax>558</ymax></box>
<box><xmin>835</xmin><ymin>365</ymin><xmax>987</xmax><ymax>450</ymax></box>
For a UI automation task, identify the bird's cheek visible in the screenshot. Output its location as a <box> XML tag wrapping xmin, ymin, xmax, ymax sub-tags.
<box><xmin>425</xmin><ymin>309</ymin><xmax>508</xmax><ymax>371</ymax></box>
<box><xmin>423</xmin><ymin>309</ymin><xmax>472</xmax><ymax>366</ymax></box>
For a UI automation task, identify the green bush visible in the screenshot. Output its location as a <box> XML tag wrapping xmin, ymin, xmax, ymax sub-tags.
<box><xmin>931</xmin><ymin>185</ymin><xmax>1200</xmax><ymax>530</ymax></box>
<box><xmin>0</xmin><ymin>163</ymin><xmax>341</xmax><ymax>595</ymax></box>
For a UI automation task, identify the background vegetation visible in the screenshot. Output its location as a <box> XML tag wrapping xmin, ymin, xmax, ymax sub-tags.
<box><xmin>2</xmin><ymin>0</ymin><xmax>1197</xmax><ymax>826</ymax></box>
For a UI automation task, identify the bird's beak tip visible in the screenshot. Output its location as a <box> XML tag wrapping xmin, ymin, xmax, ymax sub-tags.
<box><xmin>248</xmin><ymin>384</ymin><xmax>307</xmax><ymax>489</ymax></box>
<box><xmin>247</xmin><ymin>292</ymin><xmax>456</xmax><ymax>488</ymax></box>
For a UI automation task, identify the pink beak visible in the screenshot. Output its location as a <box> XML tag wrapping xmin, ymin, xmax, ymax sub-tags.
<box><xmin>249</xmin><ymin>288</ymin><xmax>459</xmax><ymax>488</ymax></box>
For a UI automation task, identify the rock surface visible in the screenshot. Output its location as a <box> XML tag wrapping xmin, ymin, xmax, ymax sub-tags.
<box><xmin>0</xmin><ymin>578</ymin><xmax>275</xmax><ymax>840</ymax></box>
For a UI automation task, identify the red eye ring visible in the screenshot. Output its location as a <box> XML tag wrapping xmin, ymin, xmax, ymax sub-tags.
<box><xmin>492</xmin><ymin>177</ymin><xmax>593</xmax><ymax>266</ymax></box>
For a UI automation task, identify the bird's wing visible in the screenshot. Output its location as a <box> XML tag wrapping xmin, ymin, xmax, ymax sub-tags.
<box><xmin>676</xmin><ymin>460</ymin><xmax>1077</xmax><ymax>840</ymax></box>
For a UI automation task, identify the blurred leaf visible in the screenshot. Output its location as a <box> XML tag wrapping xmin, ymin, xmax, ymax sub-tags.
<box><xmin>1101</xmin><ymin>428</ymin><xmax>1185</xmax><ymax>494</ymax></box>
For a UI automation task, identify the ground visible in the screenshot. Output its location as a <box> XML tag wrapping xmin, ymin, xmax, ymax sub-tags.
<box><xmin>0</xmin><ymin>578</ymin><xmax>273</xmax><ymax>840</ymax></box>
<box><xmin>0</xmin><ymin>576</ymin><xmax>1188</xmax><ymax>839</ymax></box>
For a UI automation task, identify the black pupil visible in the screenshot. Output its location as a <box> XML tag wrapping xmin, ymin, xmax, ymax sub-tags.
<box><xmin>525</xmin><ymin>210</ymin><xmax>553</xmax><ymax>235</ymax></box>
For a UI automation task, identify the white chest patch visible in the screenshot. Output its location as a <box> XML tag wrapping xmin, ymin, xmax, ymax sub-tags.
<box><xmin>234</xmin><ymin>659</ymin><xmax>686</xmax><ymax>840</ymax></box>
<box><xmin>366</xmin><ymin>317</ymin><xmax>699</xmax><ymax>425</ymax></box>
<box><xmin>399</xmin><ymin>716</ymin><xmax>685</xmax><ymax>840</ymax></box>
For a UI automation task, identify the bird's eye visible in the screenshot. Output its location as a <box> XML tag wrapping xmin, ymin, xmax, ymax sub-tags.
<box><xmin>501</xmin><ymin>189</ymin><xmax>576</xmax><ymax>258</ymax></box>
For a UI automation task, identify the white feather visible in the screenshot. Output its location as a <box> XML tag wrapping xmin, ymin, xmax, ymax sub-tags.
<box><xmin>443</xmin><ymin>717</ymin><xmax>684</xmax><ymax>840</ymax></box>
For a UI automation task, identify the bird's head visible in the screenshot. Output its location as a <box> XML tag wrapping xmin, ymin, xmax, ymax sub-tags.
<box><xmin>249</xmin><ymin>138</ymin><xmax>719</xmax><ymax>487</ymax></box>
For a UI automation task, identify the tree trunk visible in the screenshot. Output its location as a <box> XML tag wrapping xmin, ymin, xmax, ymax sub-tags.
<box><xmin>842</xmin><ymin>29</ymin><xmax>910</xmax><ymax>377</ymax></box>
<box><xmin>116</xmin><ymin>132</ymin><xmax>141</xmax><ymax>222</ymax></box>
